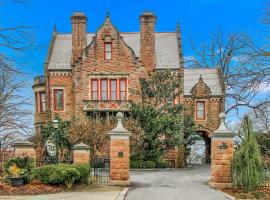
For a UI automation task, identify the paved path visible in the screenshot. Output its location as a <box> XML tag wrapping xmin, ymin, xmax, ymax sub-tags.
<box><xmin>0</xmin><ymin>185</ymin><xmax>124</xmax><ymax>200</ymax></box>
<box><xmin>126</xmin><ymin>164</ymin><xmax>229</xmax><ymax>200</ymax></box>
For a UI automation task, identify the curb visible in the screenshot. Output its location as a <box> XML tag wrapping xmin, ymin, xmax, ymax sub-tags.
<box><xmin>116</xmin><ymin>187</ymin><xmax>129</xmax><ymax>200</ymax></box>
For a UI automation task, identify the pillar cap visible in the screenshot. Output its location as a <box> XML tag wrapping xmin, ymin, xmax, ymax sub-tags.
<box><xmin>107</xmin><ymin>112</ymin><xmax>130</xmax><ymax>137</ymax></box>
<box><xmin>11</xmin><ymin>140</ymin><xmax>35</xmax><ymax>148</ymax></box>
<box><xmin>73</xmin><ymin>143</ymin><xmax>90</xmax><ymax>150</ymax></box>
<box><xmin>210</xmin><ymin>113</ymin><xmax>235</xmax><ymax>138</ymax></box>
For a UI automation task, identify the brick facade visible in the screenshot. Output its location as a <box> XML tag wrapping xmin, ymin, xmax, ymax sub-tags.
<box><xmin>32</xmin><ymin>11</ymin><xmax>224</xmax><ymax>164</ymax></box>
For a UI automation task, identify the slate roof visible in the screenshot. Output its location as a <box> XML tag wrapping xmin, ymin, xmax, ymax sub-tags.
<box><xmin>47</xmin><ymin>32</ymin><xmax>222</xmax><ymax>96</ymax></box>
<box><xmin>48</xmin><ymin>32</ymin><xmax>179</xmax><ymax>70</ymax></box>
<box><xmin>184</xmin><ymin>69</ymin><xmax>222</xmax><ymax>96</ymax></box>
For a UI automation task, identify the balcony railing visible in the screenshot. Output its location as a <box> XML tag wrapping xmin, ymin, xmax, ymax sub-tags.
<box><xmin>83</xmin><ymin>100</ymin><xmax>132</xmax><ymax>112</ymax></box>
<box><xmin>34</xmin><ymin>75</ymin><xmax>45</xmax><ymax>85</ymax></box>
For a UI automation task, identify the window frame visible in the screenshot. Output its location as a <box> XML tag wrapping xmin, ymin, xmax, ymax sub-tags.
<box><xmin>91</xmin><ymin>79</ymin><xmax>99</xmax><ymax>100</ymax></box>
<box><xmin>196</xmin><ymin>101</ymin><xmax>206</xmax><ymax>120</ymax></box>
<box><xmin>110</xmin><ymin>79</ymin><xmax>117</xmax><ymax>100</ymax></box>
<box><xmin>39</xmin><ymin>92</ymin><xmax>46</xmax><ymax>112</ymax></box>
<box><xmin>104</xmin><ymin>42</ymin><xmax>112</xmax><ymax>60</ymax></box>
<box><xmin>100</xmin><ymin>79</ymin><xmax>108</xmax><ymax>100</ymax></box>
<box><xmin>53</xmin><ymin>89</ymin><xmax>64</xmax><ymax>112</ymax></box>
<box><xmin>119</xmin><ymin>78</ymin><xmax>127</xmax><ymax>100</ymax></box>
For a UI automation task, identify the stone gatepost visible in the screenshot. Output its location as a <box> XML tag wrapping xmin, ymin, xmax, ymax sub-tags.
<box><xmin>209</xmin><ymin>113</ymin><xmax>235</xmax><ymax>189</ymax></box>
<box><xmin>73</xmin><ymin>143</ymin><xmax>90</xmax><ymax>164</ymax></box>
<box><xmin>107</xmin><ymin>112</ymin><xmax>130</xmax><ymax>186</ymax></box>
<box><xmin>12</xmin><ymin>141</ymin><xmax>36</xmax><ymax>160</ymax></box>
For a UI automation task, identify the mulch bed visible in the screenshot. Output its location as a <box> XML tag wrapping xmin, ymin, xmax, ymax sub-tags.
<box><xmin>0</xmin><ymin>180</ymin><xmax>64</xmax><ymax>195</ymax></box>
<box><xmin>222</xmin><ymin>187</ymin><xmax>270</xmax><ymax>200</ymax></box>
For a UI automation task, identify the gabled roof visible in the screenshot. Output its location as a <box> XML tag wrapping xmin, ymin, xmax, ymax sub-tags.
<box><xmin>184</xmin><ymin>69</ymin><xmax>222</xmax><ymax>96</ymax></box>
<box><xmin>47</xmin><ymin>32</ymin><xmax>180</xmax><ymax>70</ymax></box>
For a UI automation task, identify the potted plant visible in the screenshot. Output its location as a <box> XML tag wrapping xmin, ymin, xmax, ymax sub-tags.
<box><xmin>7</xmin><ymin>163</ymin><xmax>27</xmax><ymax>187</ymax></box>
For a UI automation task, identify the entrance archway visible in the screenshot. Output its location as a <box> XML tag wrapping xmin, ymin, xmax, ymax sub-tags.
<box><xmin>186</xmin><ymin>130</ymin><xmax>211</xmax><ymax>165</ymax></box>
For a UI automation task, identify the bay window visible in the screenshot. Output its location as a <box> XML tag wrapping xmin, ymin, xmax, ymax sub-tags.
<box><xmin>40</xmin><ymin>92</ymin><xmax>46</xmax><ymax>112</ymax></box>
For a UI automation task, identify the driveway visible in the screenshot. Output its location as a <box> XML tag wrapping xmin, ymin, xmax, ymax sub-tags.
<box><xmin>126</xmin><ymin>164</ymin><xmax>229</xmax><ymax>200</ymax></box>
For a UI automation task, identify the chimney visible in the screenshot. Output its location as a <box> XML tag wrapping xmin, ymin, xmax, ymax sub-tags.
<box><xmin>71</xmin><ymin>12</ymin><xmax>87</xmax><ymax>63</ymax></box>
<box><xmin>140</xmin><ymin>12</ymin><xmax>156</xmax><ymax>71</ymax></box>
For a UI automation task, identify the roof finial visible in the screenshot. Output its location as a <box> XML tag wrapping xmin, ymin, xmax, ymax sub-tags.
<box><xmin>53</xmin><ymin>23</ymin><xmax>57</xmax><ymax>33</ymax></box>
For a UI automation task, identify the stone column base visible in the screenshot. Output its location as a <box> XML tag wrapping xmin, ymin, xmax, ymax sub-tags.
<box><xmin>208</xmin><ymin>181</ymin><xmax>233</xmax><ymax>189</ymax></box>
<box><xmin>110</xmin><ymin>180</ymin><xmax>130</xmax><ymax>187</ymax></box>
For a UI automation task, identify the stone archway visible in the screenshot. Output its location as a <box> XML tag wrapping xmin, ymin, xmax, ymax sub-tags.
<box><xmin>197</xmin><ymin>131</ymin><xmax>211</xmax><ymax>164</ymax></box>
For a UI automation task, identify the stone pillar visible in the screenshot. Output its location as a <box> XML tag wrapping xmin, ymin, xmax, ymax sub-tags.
<box><xmin>73</xmin><ymin>143</ymin><xmax>90</xmax><ymax>164</ymax></box>
<box><xmin>209</xmin><ymin>113</ymin><xmax>235</xmax><ymax>189</ymax></box>
<box><xmin>108</xmin><ymin>112</ymin><xmax>130</xmax><ymax>186</ymax></box>
<box><xmin>12</xmin><ymin>141</ymin><xmax>36</xmax><ymax>160</ymax></box>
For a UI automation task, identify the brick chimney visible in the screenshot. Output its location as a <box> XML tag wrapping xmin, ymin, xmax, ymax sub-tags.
<box><xmin>71</xmin><ymin>12</ymin><xmax>87</xmax><ymax>64</ymax></box>
<box><xmin>140</xmin><ymin>12</ymin><xmax>156</xmax><ymax>72</ymax></box>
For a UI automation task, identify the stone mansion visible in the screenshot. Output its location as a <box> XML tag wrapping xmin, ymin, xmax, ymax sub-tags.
<box><xmin>33</xmin><ymin>11</ymin><xmax>224</xmax><ymax>162</ymax></box>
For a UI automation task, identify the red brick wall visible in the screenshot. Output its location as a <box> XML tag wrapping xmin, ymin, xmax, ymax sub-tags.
<box><xmin>73</xmin><ymin>17</ymin><xmax>146</xmax><ymax>114</ymax></box>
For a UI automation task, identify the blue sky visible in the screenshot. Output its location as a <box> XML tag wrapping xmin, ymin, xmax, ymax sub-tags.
<box><xmin>0</xmin><ymin>0</ymin><xmax>269</xmax><ymax>121</ymax></box>
<box><xmin>1</xmin><ymin>0</ymin><xmax>268</xmax><ymax>75</ymax></box>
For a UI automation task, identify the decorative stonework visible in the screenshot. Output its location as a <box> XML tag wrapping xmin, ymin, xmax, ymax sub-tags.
<box><xmin>209</xmin><ymin>113</ymin><xmax>235</xmax><ymax>189</ymax></box>
<box><xmin>83</xmin><ymin>100</ymin><xmax>132</xmax><ymax>112</ymax></box>
<box><xmin>190</xmin><ymin>75</ymin><xmax>211</xmax><ymax>98</ymax></box>
<box><xmin>107</xmin><ymin>112</ymin><xmax>130</xmax><ymax>186</ymax></box>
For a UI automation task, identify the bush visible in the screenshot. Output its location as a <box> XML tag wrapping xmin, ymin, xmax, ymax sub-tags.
<box><xmin>70</xmin><ymin>163</ymin><xmax>91</xmax><ymax>183</ymax></box>
<box><xmin>130</xmin><ymin>161</ymin><xmax>139</xmax><ymax>169</ymax></box>
<box><xmin>34</xmin><ymin>164</ymin><xmax>81</xmax><ymax>188</ymax></box>
<box><xmin>232</xmin><ymin>117</ymin><xmax>267</xmax><ymax>190</ymax></box>
<box><xmin>143</xmin><ymin>161</ymin><xmax>156</xmax><ymax>168</ymax></box>
<box><xmin>4</xmin><ymin>156</ymin><xmax>35</xmax><ymax>173</ymax></box>
<box><xmin>156</xmin><ymin>160</ymin><xmax>168</xmax><ymax>168</ymax></box>
<box><xmin>4</xmin><ymin>156</ymin><xmax>35</xmax><ymax>183</ymax></box>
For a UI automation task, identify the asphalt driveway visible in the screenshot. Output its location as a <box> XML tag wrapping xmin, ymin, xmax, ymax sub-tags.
<box><xmin>126</xmin><ymin>164</ymin><xmax>229</xmax><ymax>200</ymax></box>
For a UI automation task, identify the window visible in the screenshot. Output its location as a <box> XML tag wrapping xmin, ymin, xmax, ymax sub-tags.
<box><xmin>104</xmin><ymin>43</ymin><xmax>112</xmax><ymax>60</ymax></box>
<box><xmin>35</xmin><ymin>93</ymin><xmax>38</xmax><ymax>112</ymax></box>
<box><xmin>40</xmin><ymin>92</ymin><xmax>46</xmax><ymax>112</ymax></box>
<box><xmin>119</xmin><ymin>79</ymin><xmax>127</xmax><ymax>100</ymax></box>
<box><xmin>101</xmin><ymin>79</ymin><xmax>108</xmax><ymax>100</ymax></box>
<box><xmin>91</xmin><ymin>79</ymin><xmax>99</xmax><ymax>100</ymax></box>
<box><xmin>54</xmin><ymin>89</ymin><xmax>64</xmax><ymax>111</ymax></box>
<box><xmin>110</xmin><ymin>79</ymin><xmax>117</xmax><ymax>100</ymax></box>
<box><xmin>196</xmin><ymin>101</ymin><xmax>205</xmax><ymax>120</ymax></box>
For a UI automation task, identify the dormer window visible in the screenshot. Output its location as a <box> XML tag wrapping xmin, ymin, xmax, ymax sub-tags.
<box><xmin>104</xmin><ymin>42</ymin><xmax>112</xmax><ymax>60</ymax></box>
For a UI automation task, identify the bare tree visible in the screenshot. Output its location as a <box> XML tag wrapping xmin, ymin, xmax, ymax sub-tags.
<box><xmin>188</xmin><ymin>31</ymin><xmax>270</xmax><ymax>117</ymax></box>
<box><xmin>0</xmin><ymin>0</ymin><xmax>34</xmax><ymax>152</ymax></box>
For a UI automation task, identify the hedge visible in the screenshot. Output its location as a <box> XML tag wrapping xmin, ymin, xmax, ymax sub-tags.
<box><xmin>34</xmin><ymin>164</ymin><xmax>91</xmax><ymax>188</ymax></box>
